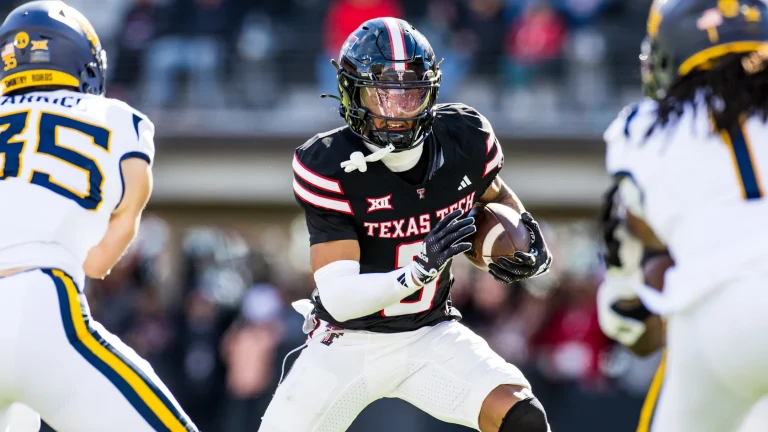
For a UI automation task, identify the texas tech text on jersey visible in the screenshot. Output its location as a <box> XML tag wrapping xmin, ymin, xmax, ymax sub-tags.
<box><xmin>293</xmin><ymin>103</ymin><xmax>504</xmax><ymax>333</ymax></box>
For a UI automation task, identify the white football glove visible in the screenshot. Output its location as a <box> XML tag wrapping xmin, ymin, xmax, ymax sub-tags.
<box><xmin>597</xmin><ymin>270</ymin><xmax>647</xmax><ymax>346</ymax></box>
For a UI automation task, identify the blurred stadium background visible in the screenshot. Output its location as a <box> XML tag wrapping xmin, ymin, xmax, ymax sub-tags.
<box><xmin>0</xmin><ymin>0</ymin><xmax>663</xmax><ymax>430</ymax></box>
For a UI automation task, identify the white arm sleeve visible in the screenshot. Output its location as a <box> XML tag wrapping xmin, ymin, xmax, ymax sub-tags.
<box><xmin>314</xmin><ymin>260</ymin><xmax>423</xmax><ymax>322</ymax></box>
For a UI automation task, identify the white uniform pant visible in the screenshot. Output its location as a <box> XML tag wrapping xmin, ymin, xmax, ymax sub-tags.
<box><xmin>0</xmin><ymin>269</ymin><xmax>196</xmax><ymax>432</ymax></box>
<box><xmin>260</xmin><ymin>319</ymin><xmax>530</xmax><ymax>432</ymax></box>
<box><xmin>649</xmin><ymin>275</ymin><xmax>768</xmax><ymax>432</ymax></box>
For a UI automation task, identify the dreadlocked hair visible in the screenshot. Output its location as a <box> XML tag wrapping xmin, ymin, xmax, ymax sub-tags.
<box><xmin>651</xmin><ymin>51</ymin><xmax>768</xmax><ymax>135</ymax></box>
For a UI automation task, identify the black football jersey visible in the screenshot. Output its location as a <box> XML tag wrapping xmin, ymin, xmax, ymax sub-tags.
<box><xmin>292</xmin><ymin>103</ymin><xmax>504</xmax><ymax>333</ymax></box>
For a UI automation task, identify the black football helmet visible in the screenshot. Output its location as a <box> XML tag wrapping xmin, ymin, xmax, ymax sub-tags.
<box><xmin>646</xmin><ymin>0</ymin><xmax>768</xmax><ymax>96</ymax></box>
<box><xmin>328</xmin><ymin>17</ymin><xmax>441</xmax><ymax>151</ymax></box>
<box><xmin>0</xmin><ymin>1</ymin><xmax>107</xmax><ymax>96</ymax></box>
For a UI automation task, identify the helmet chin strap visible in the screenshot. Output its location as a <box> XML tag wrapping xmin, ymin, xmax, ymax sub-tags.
<box><xmin>367</xmin><ymin>142</ymin><xmax>424</xmax><ymax>172</ymax></box>
<box><xmin>340</xmin><ymin>144</ymin><xmax>396</xmax><ymax>173</ymax></box>
<box><xmin>340</xmin><ymin>143</ymin><xmax>425</xmax><ymax>173</ymax></box>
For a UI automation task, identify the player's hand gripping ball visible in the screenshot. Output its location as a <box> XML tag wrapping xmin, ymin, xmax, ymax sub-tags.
<box><xmin>465</xmin><ymin>203</ymin><xmax>552</xmax><ymax>284</ymax></box>
<box><xmin>410</xmin><ymin>209</ymin><xmax>476</xmax><ymax>286</ymax></box>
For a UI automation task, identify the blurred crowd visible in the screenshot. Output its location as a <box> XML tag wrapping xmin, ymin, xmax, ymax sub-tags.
<box><xmin>36</xmin><ymin>213</ymin><xmax>661</xmax><ymax>432</ymax></box>
<box><xmin>0</xmin><ymin>0</ymin><xmax>667</xmax><ymax>430</ymax></box>
<box><xmin>0</xmin><ymin>0</ymin><xmax>652</xmax><ymax>116</ymax></box>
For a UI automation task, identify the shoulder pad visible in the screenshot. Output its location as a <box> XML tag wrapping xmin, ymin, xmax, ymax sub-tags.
<box><xmin>604</xmin><ymin>100</ymin><xmax>656</xmax><ymax>144</ymax></box>
<box><xmin>105</xmin><ymin>96</ymin><xmax>149</xmax><ymax>120</ymax></box>
<box><xmin>434</xmin><ymin>102</ymin><xmax>484</xmax><ymax>127</ymax></box>
<box><xmin>81</xmin><ymin>96</ymin><xmax>155</xmax><ymax>139</ymax></box>
<box><xmin>605</xmin><ymin>100</ymin><xmax>657</xmax><ymax>175</ymax></box>
<box><xmin>434</xmin><ymin>102</ymin><xmax>493</xmax><ymax>144</ymax></box>
<box><xmin>294</xmin><ymin>128</ymin><xmax>357</xmax><ymax>214</ymax></box>
<box><xmin>295</xmin><ymin>127</ymin><xmax>354</xmax><ymax>181</ymax></box>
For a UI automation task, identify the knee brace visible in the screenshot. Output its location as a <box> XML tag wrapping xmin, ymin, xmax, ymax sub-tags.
<box><xmin>499</xmin><ymin>396</ymin><xmax>550</xmax><ymax>432</ymax></box>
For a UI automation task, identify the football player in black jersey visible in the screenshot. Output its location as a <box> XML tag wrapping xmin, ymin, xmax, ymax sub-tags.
<box><xmin>260</xmin><ymin>18</ymin><xmax>552</xmax><ymax>432</ymax></box>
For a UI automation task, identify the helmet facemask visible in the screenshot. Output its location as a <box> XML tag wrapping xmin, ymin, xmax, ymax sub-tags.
<box><xmin>337</xmin><ymin>61</ymin><xmax>441</xmax><ymax>152</ymax></box>
<box><xmin>640</xmin><ymin>37</ymin><xmax>664</xmax><ymax>100</ymax></box>
<box><xmin>359</xmin><ymin>84</ymin><xmax>433</xmax><ymax>149</ymax></box>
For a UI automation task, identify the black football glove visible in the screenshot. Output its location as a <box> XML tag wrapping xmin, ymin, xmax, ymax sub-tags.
<box><xmin>600</xmin><ymin>181</ymin><xmax>624</xmax><ymax>268</ymax></box>
<box><xmin>487</xmin><ymin>212</ymin><xmax>552</xmax><ymax>284</ymax></box>
<box><xmin>596</xmin><ymin>180</ymin><xmax>652</xmax><ymax>345</ymax></box>
<box><xmin>410</xmin><ymin>209</ymin><xmax>476</xmax><ymax>286</ymax></box>
<box><xmin>599</xmin><ymin>179</ymin><xmax>644</xmax><ymax>276</ymax></box>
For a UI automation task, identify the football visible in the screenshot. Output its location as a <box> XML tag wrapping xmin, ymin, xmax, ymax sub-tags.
<box><xmin>464</xmin><ymin>203</ymin><xmax>532</xmax><ymax>271</ymax></box>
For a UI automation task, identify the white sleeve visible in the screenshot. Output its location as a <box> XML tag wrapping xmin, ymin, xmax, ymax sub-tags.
<box><xmin>605</xmin><ymin>100</ymin><xmax>658</xmax><ymax>177</ymax></box>
<box><xmin>122</xmin><ymin>112</ymin><xmax>155</xmax><ymax>166</ymax></box>
<box><xmin>314</xmin><ymin>260</ymin><xmax>423</xmax><ymax>322</ymax></box>
<box><xmin>617</xmin><ymin>176</ymin><xmax>645</xmax><ymax>218</ymax></box>
<box><xmin>604</xmin><ymin>105</ymin><xmax>636</xmax><ymax>177</ymax></box>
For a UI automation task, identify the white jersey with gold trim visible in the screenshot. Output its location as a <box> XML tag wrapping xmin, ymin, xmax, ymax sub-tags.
<box><xmin>605</xmin><ymin>99</ymin><xmax>768</xmax><ymax>314</ymax></box>
<box><xmin>0</xmin><ymin>89</ymin><xmax>154</xmax><ymax>287</ymax></box>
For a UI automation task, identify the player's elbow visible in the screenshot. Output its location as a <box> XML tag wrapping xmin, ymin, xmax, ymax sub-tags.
<box><xmin>316</xmin><ymin>285</ymin><xmax>373</xmax><ymax>323</ymax></box>
<box><xmin>83</xmin><ymin>259</ymin><xmax>110</xmax><ymax>280</ymax></box>
<box><xmin>320</xmin><ymin>295</ymin><xmax>356</xmax><ymax>323</ymax></box>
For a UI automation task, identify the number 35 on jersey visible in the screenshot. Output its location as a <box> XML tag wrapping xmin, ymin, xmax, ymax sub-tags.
<box><xmin>0</xmin><ymin>101</ymin><xmax>150</xmax><ymax>212</ymax></box>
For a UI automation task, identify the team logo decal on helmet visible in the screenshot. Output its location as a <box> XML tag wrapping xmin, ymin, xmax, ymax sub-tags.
<box><xmin>14</xmin><ymin>32</ymin><xmax>29</xmax><ymax>49</ymax></box>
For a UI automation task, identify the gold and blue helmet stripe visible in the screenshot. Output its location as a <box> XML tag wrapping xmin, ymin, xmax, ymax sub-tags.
<box><xmin>0</xmin><ymin>1</ymin><xmax>107</xmax><ymax>96</ymax></box>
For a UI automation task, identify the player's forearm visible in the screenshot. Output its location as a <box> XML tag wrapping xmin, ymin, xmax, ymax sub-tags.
<box><xmin>478</xmin><ymin>177</ymin><xmax>526</xmax><ymax>214</ymax></box>
<box><xmin>627</xmin><ymin>314</ymin><xmax>665</xmax><ymax>357</ymax></box>
<box><xmin>616</xmin><ymin>176</ymin><xmax>667</xmax><ymax>251</ymax></box>
<box><xmin>314</xmin><ymin>260</ymin><xmax>423</xmax><ymax>322</ymax></box>
<box><xmin>83</xmin><ymin>214</ymin><xmax>140</xmax><ymax>279</ymax></box>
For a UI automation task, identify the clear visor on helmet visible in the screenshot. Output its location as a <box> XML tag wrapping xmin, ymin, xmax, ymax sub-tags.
<box><xmin>360</xmin><ymin>87</ymin><xmax>431</xmax><ymax>119</ymax></box>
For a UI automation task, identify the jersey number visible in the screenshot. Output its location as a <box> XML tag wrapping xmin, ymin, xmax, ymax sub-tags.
<box><xmin>722</xmin><ymin>127</ymin><xmax>763</xmax><ymax>200</ymax></box>
<box><xmin>0</xmin><ymin>111</ymin><xmax>111</xmax><ymax>210</ymax></box>
<box><xmin>382</xmin><ymin>241</ymin><xmax>439</xmax><ymax>317</ymax></box>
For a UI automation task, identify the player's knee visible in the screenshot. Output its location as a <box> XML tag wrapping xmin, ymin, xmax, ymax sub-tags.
<box><xmin>498</xmin><ymin>396</ymin><xmax>550</xmax><ymax>432</ymax></box>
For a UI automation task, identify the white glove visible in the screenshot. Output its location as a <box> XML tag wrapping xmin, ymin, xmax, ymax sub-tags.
<box><xmin>612</xmin><ymin>223</ymin><xmax>644</xmax><ymax>281</ymax></box>
<box><xmin>597</xmin><ymin>270</ymin><xmax>647</xmax><ymax>346</ymax></box>
<box><xmin>292</xmin><ymin>298</ymin><xmax>317</xmax><ymax>334</ymax></box>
